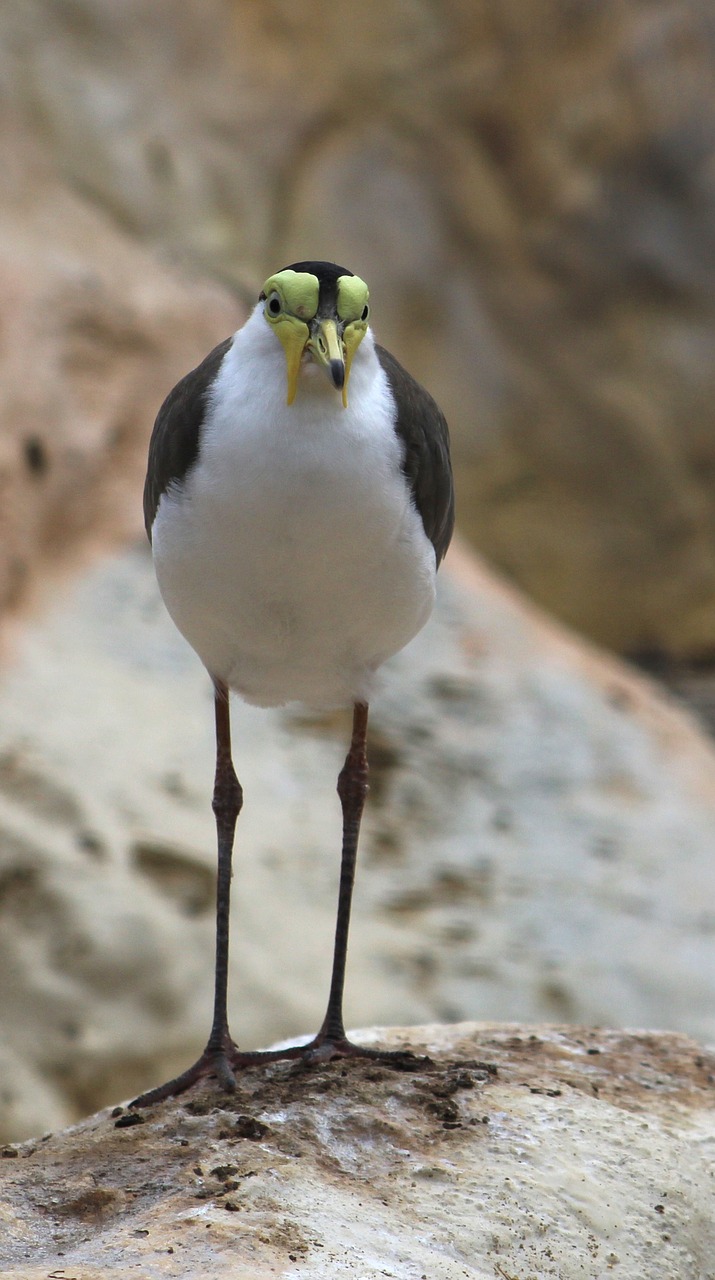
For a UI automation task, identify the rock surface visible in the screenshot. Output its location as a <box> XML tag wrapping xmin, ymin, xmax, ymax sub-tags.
<box><xmin>1</xmin><ymin>1023</ymin><xmax>713</xmax><ymax>1279</ymax></box>
<box><xmin>1</xmin><ymin>539</ymin><xmax>715</xmax><ymax>1142</ymax></box>
<box><xmin>0</xmin><ymin>127</ymin><xmax>238</xmax><ymax>637</ymax></box>
<box><xmin>3</xmin><ymin>1</ymin><xmax>715</xmax><ymax>653</ymax></box>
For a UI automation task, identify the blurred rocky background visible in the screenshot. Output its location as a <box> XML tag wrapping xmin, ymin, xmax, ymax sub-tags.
<box><xmin>1</xmin><ymin>0</ymin><xmax>715</xmax><ymax>1140</ymax></box>
<box><xmin>5</xmin><ymin>0</ymin><xmax>715</xmax><ymax>655</ymax></box>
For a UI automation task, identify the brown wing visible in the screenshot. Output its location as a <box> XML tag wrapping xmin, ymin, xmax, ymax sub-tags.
<box><xmin>375</xmin><ymin>344</ymin><xmax>455</xmax><ymax>565</ymax></box>
<box><xmin>143</xmin><ymin>337</ymin><xmax>233</xmax><ymax>539</ymax></box>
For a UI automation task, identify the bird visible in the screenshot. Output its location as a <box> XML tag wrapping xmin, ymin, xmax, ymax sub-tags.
<box><xmin>133</xmin><ymin>261</ymin><xmax>454</xmax><ymax>1106</ymax></box>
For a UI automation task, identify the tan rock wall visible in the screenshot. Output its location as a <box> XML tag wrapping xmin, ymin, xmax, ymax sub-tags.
<box><xmin>4</xmin><ymin>0</ymin><xmax>714</xmax><ymax>652</ymax></box>
<box><xmin>2</xmin><ymin>537</ymin><xmax>715</xmax><ymax>1143</ymax></box>
<box><xmin>0</xmin><ymin>135</ymin><xmax>238</xmax><ymax>631</ymax></box>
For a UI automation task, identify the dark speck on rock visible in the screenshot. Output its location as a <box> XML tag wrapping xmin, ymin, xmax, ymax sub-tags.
<box><xmin>235</xmin><ymin>1116</ymin><xmax>269</xmax><ymax>1140</ymax></box>
<box><xmin>114</xmin><ymin>1113</ymin><xmax>145</xmax><ymax>1129</ymax></box>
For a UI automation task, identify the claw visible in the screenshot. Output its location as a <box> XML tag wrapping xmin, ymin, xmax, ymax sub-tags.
<box><xmin>130</xmin><ymin>1042</ymin><xmax>239</xmax><ymax>1108</ymax></box>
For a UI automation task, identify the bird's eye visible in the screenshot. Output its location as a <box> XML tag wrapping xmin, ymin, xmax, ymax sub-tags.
<box><xmin>267</xmin><ymin>291</ymin><xmax>282</xmax><ymax>317</ymax></box>
<box><xmin>361</xmin><ymin>305</ymin><xmax>369</xmax><ymax>322</ymax></box>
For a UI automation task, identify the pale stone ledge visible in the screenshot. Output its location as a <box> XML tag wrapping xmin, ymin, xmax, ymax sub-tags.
<box><xmin>0</xmin><ymin>1023</ymin><xmax>713</xmax><ymax>1279</ymax></box>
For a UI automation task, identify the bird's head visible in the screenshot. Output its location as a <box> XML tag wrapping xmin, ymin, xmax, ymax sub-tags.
<box><xmin>260</xmin><ymin>261</ymin><xmax>369</xmax><ymax>408</ymax></box>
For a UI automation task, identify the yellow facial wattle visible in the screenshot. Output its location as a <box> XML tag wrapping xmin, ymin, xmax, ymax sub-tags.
<box><xmin>261</xmin><ymin>268</ymin><xmax>370</xmax><ymax>407</ymax></box>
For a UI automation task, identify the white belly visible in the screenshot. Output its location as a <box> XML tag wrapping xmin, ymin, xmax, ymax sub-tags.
<box><xmin>151</xmin><ymin>332</ymin><xmax>436</xmax><ymax>708</ymax></box>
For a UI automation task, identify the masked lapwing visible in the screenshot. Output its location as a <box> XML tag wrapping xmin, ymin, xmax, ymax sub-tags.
<box><xmin>134</xmin><ymin>261</ymin><xmax>454</xmax><ymax>1105</ymax></box>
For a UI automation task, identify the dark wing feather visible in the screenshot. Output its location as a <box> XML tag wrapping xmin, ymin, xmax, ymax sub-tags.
<box><xmin>143</xmin><ymin>337</ymin><xmax>233</xmax><ymax>539</ymax></box>
<box><xmin>375</xmin><ymin>344</ymin><xmax>455</xmax><ymax>565</ymax></box>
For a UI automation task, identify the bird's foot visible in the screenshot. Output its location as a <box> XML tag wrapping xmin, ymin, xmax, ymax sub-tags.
<box><xmin>305</xmin><ymin>1035</ymin><xmax>431</xmax><ymax>1071</ymax></box>
<box><xmin>130</xmin><ymin>1036</ymin><xmax>241</xmax><ymax>1108</ymax></box>
<box><xmin>131</xmin><ymin>1033</ymin><xmax>431</xmax><ymax>1108</ymax></box>
<box><xmin>255</xmin><ymin>1033</ymin><xmax>432</xmax><ymax>1072</ymax></box>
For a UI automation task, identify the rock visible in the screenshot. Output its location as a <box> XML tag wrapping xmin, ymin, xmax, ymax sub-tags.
<box><xmin>4</xmin><ymin>1</ymin><xmax>715</xmax><ymax>653</ymax></box>
<box><xmin>0</xmin><ymin>1024</ymin><xmax>713</xmax><ymax>1278</ymax></box>
<box><xmin>0</xmin><ymin>112</ymin><xmax>239</xmax><ymax>635</ymax></box>
<box><xmin>1</xmin><ymin>539</ymin><xmax>715</xmax><ymax>1142</ymax></box>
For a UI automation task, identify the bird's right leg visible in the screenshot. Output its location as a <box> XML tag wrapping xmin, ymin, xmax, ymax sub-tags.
<box><xmin>131</xmin><ymin>678</ymin><xmax>243</xmax><ymax>1107</ymax></box>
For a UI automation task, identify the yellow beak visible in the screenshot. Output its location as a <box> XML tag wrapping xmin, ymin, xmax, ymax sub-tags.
<box><xmin>275</xmin><ymin>315</ymin><xmax>351</xmax><ymax>407</ymax></box>
<box><xmin>307</xmin><ymin>318</ymin><xmax>347</xmax><ymax>405</ymax></box>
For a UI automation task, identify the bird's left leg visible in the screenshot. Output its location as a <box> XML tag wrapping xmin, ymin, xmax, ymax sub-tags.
<box><xmin>266</xmin><ymin>701</ymin><xmax>426</xmax><ymax>1067</ymax></box>
<box><xmin>311</xmin><ymin>698</ymin><xmax>370</xmax><ymax>1052</ymax></box>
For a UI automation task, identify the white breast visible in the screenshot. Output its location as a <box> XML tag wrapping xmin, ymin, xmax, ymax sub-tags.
<box><xmin>151</xmin><ymin>308</ymin><xmax>437</xmax><ymax>708</ymax></box>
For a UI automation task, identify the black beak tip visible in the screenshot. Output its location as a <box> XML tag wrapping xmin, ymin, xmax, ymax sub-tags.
<box><xmin>329</xmin><ymin>358</ymin><xmax>345</xmax><ymax>390</ymax></box>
